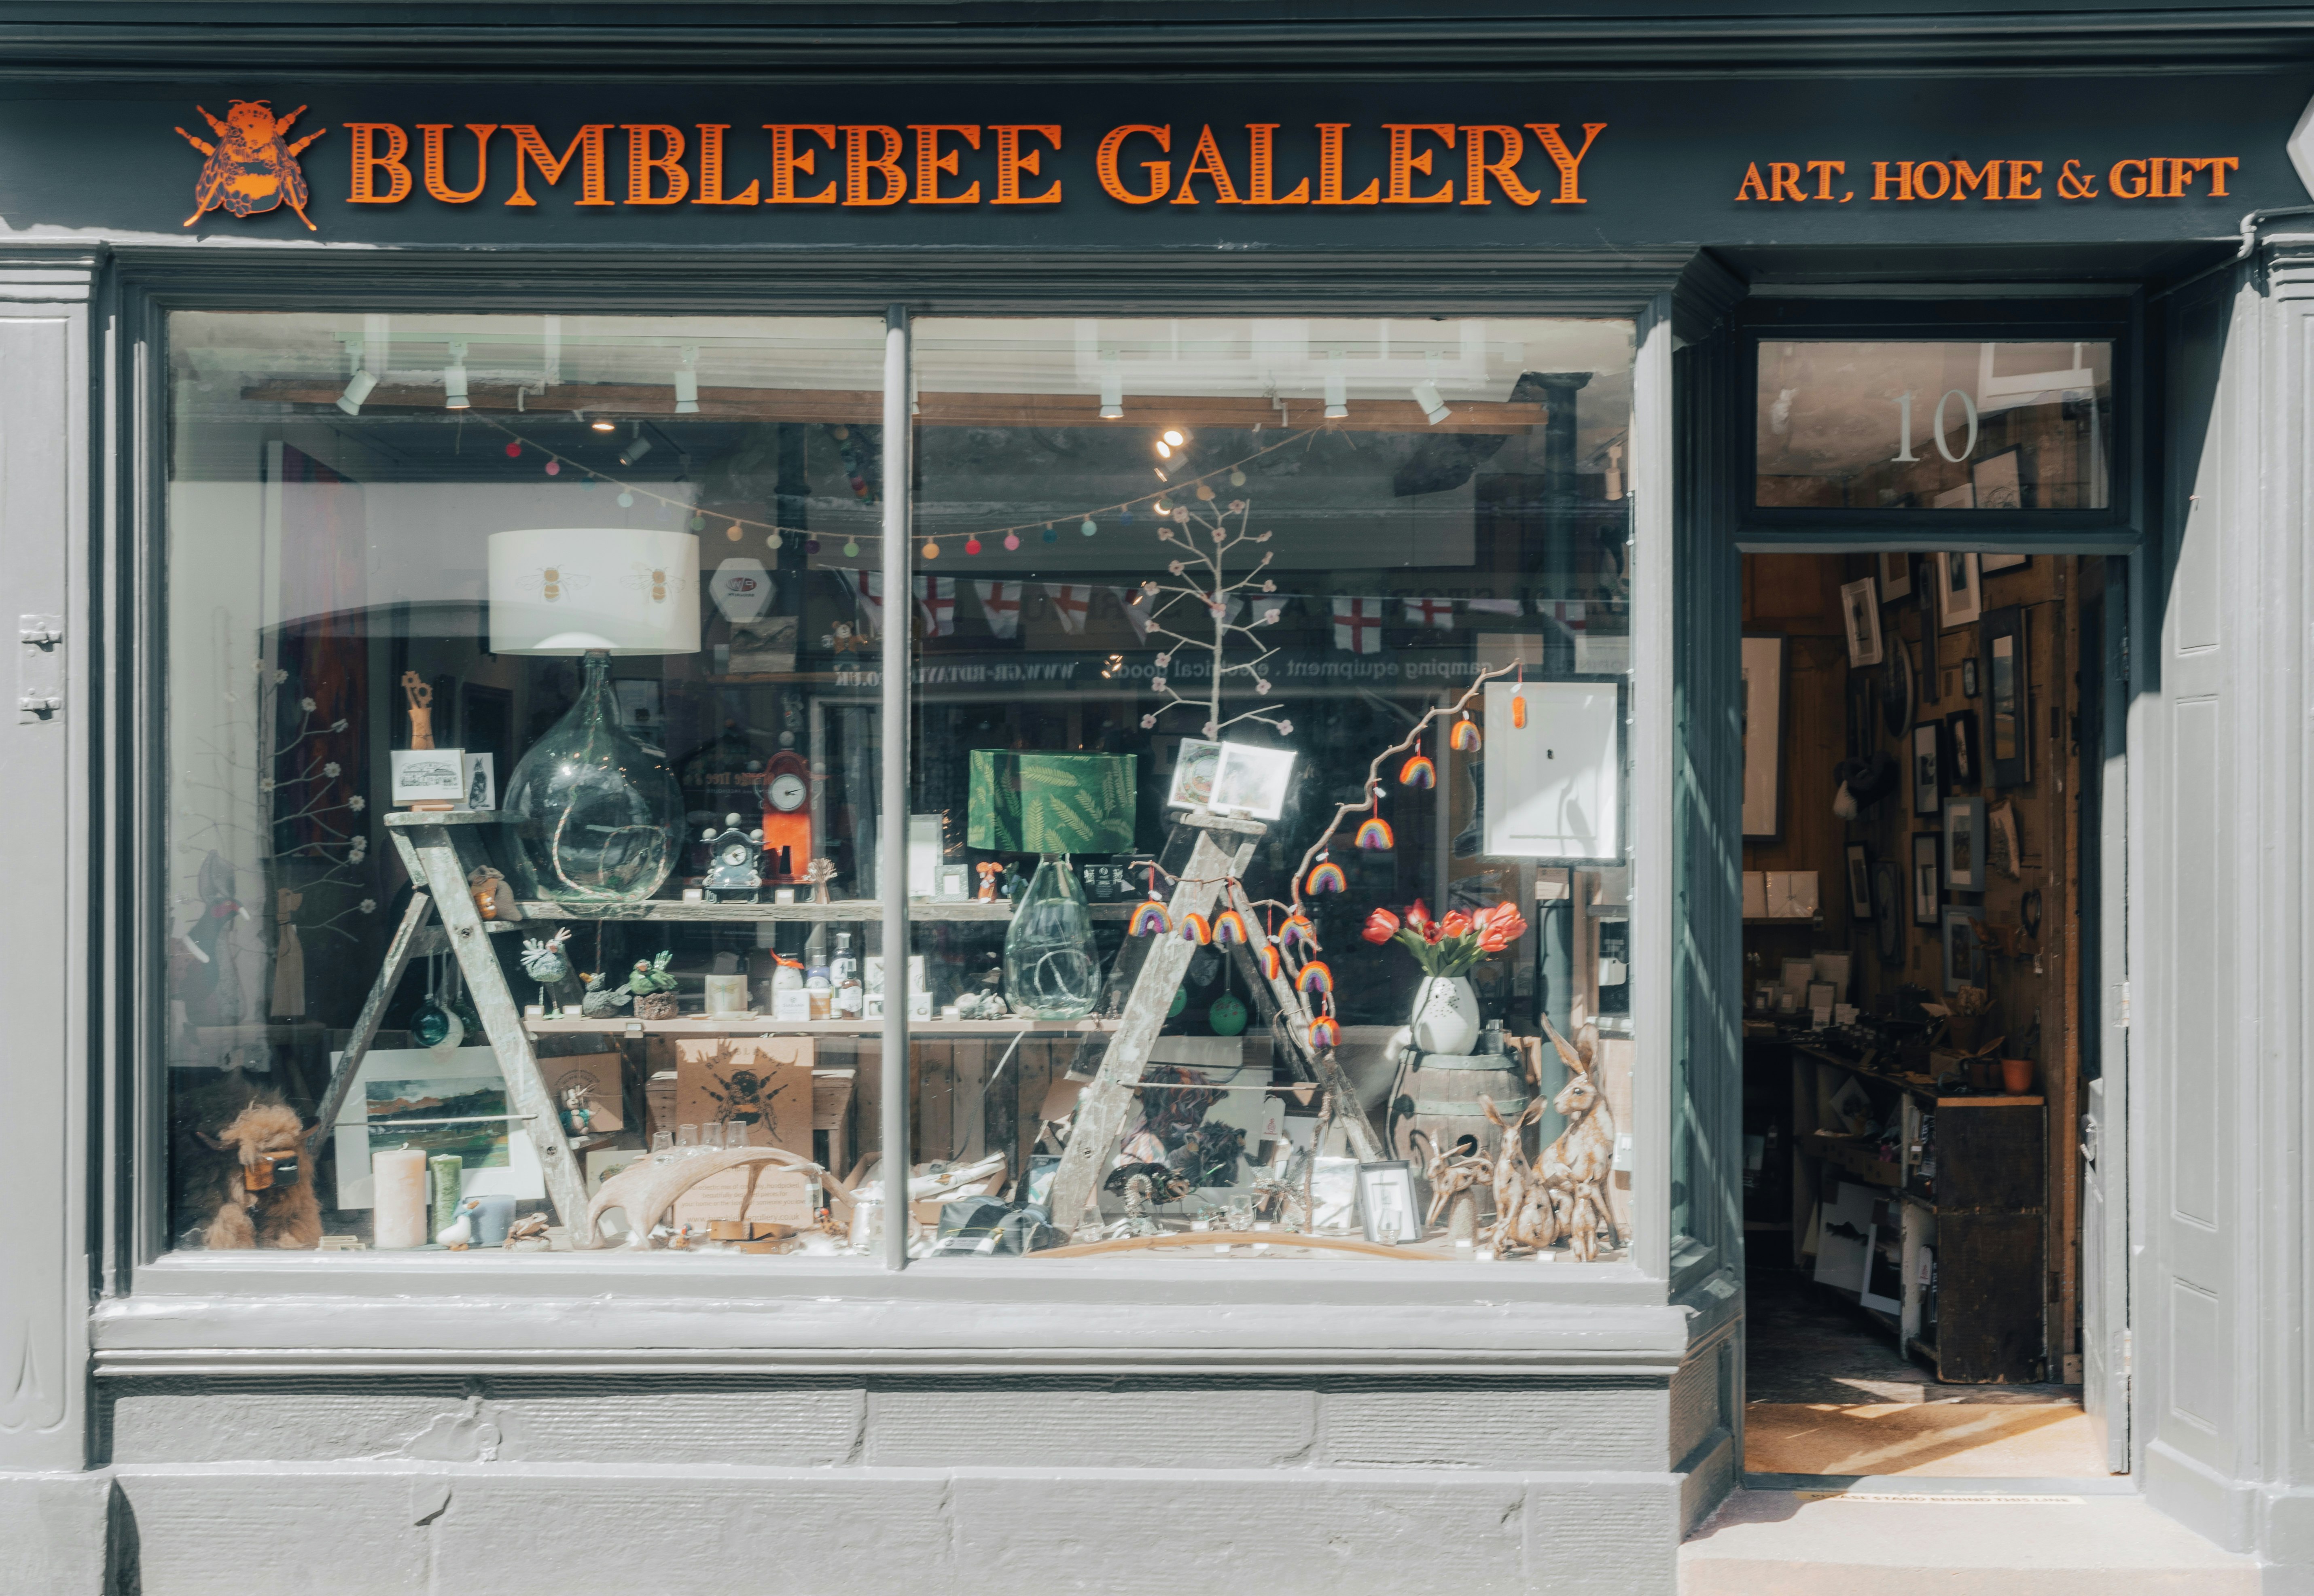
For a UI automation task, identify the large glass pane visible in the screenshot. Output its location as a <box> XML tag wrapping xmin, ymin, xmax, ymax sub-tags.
<box><xmin>1757</xmin><ymin>340</ymin><xmax>2113</xmax><ymax>510</ymax></box>
<box><xmin>165</xmin><ymin>310</ymin><xmax>894</xmax><ymax>1259</ymax></box>
<box><xmin>900</xmin><ymin>316</ymin><xmax>1639</xmax><ymax>1262</ymax></box>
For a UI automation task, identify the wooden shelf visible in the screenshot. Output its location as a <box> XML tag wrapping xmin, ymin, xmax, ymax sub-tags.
<box><xmin>513</xmin><ymin>898</ymin><xmax>1136</xmax><ymax>924</ymax></box>
<box><xmin>524</xmin><ymin>1015</ymin><xmax>1119</xmax><ymax>1039</ymax></box>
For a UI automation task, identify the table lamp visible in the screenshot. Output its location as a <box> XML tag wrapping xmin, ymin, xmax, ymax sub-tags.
<box><xmin>489</xmin><ymin>527</ymin><xmax>700</xmax><ymax>902</ymax></box>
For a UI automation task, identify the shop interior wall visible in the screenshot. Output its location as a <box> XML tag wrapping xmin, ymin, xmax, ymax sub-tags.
<box><xmin>1740</xmin><ymin>550</ymin><xmax>2087</xmax><ymax>1371</ymax></box>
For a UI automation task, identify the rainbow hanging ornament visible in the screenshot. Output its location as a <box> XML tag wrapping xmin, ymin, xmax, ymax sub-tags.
<box><xmin>1180</xmin><ymin>912</ymin><xmax>1213</xmax><ymax>945</ymax></box>
<box><xmin>1295</xmin><ymin>960</ymin><xmax>1334</xmax><ymax>997</ymax></box>
<box><xmin>1304</xmin><ymin>860</ymin><xmax>1347</xmax><ymax>896</ymax></box>
<box><xmin>1129</xmin><ymin>897</ymin><xmax>1172</xmax><ymax>937</ymax></box>
<box><xmin>1279</xmin><ymin>911</ymin><xmax>1317</xmax><ymax>950</ymax></box>
<box><xmin>1212</xmin><ymin>908</ymin><xmax>1250</xmax><ymax>945</ymax></box>
<box><xmin>1451</xmin><ymin>714</ymin><xmax>1483</xmax><ymax>753</ymax></box>
<box><xmin>1399</xmin><ymin>748</ymin><xmax>1437</xmax><ymax>789</ymax></box>
<box><xmin>1309</xmin><ymin>1012</ymin><xmax>1342</xmax><ymax>1049</ymax></box>
<box><xmin>1259</xmin><ymin>943</ymin><xmax>1282</xmax><ymax>980</ymax></box>
<box><xmin>1355</xmin><ymin>816</ymin><xmax>1395</xmax><ymax>850</ymax></box>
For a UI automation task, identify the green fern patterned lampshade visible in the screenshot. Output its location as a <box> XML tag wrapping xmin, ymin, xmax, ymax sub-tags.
<box><xmin>967</xmin><ymin>751</ymin><xmax>1137</xmax><ymax>855</ymax></box>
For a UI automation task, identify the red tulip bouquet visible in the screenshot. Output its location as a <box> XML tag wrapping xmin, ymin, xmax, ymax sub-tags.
<box><xmin>1361</xmin><ymin>898</ymin><xmax>1530</xmax><ymax>977</ymax></box>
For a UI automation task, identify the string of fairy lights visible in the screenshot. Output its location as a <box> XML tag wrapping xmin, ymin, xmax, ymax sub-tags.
<box><xmin>475</xmin><ymin>415</ymin><xmax>1321</xmax><ymax>560</ymax></box>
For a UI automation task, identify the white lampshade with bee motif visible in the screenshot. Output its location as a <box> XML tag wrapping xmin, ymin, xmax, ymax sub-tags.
<box><xmin>487</xmin><ymin>527</ymin><xmax>701</xmax><ymax>655</ymax></box>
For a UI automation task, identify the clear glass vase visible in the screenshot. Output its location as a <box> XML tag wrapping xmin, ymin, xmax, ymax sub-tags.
<box><xmin>501</xmin><ymin>651</ymin><xmax>682</xmax><ymax>902</ymax></box>
<box><xmin>1002</xmin><ymin>855</ymin><xmax>1101</xmax><ymax>1019</ymax></box>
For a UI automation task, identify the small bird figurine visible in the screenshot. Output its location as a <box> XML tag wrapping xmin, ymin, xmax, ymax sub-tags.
<box><xmin>579</xmin><ymin>971</ymin><xmax>633</xmax><ymax>1019</ymax></box>
<box><xmin>629</xmin><ymin>950</ymin><xmax>680</xmax><ymax>996</ymax></box>
<box><xmin>435</xmin><ymin>1196</ymin><xmax>481</xmax><ymax>1250</ymax></box>
<box><xmin>519</xmin><ymin>928</ymin><xmax>572</xmax><ymax>1017</ymax></box>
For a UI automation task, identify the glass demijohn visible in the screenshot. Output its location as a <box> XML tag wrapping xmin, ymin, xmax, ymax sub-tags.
<box><xmin>501</xmin><ymin>652</ymin><xmax>684</xmax><ymax>902</ymax></box>
<box><xmin>1002</xmin><ymin>855</ymin><xmax>1101</xmax><ymax>1019</ymax></box>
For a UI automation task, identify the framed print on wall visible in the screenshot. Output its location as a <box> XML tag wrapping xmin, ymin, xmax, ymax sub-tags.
<box><xmin>1874</xmin><ymin>859</ymin><xmax>1905</xmax><ymax>966</ymax></box>
<box><xmin>1911</xmin><ymin>832</ymin><xmax>1942</xmax><ymax>926</ymax></box>
<box><xmin>1741</xmin><ymin>634</ymin><xmax>1787</xmax><ymax>840</ymax></box>
<box><xmin>1944</xmin><ymin>796</ymin><xmax>1987</xmax><ymax>892</ymax></box>
<box><xmin>1942</xmin><ymin>905</ymin><xmax>1986</xmax><ymax>995</ymax></box>
<box><xmin>1878</xmin><ymin>551</ymin><xmax>1913</xmax><ymax>602</ymax></box>
<box><xmin>1845</xmin><ymin>843</ymin><xmax>1873</xmax><ymax>918</ymax></box>
<box><xmin>1879</xmin><ymin>640</ymin><xmax>1914</xmax><ymax>739</ymax></box>
<box><xmin>1840</xmin><ymin>577</ymin><xmax>1883</xmax><ymax>668</ymax></box>
<box><xmin>1945</xmin><ymin>708</ymin><xmax>1979</xmax><ymax>788</ymax></box>
<box><xmin>1980</xmin><ymin>605</ymin><xmax>2030</xmax><ymax>787</ymax></box>
<box><xmin>1937</xmin><ymin>551</ymin><xmax>1983</xmax><ymax>630</ymax></box>
<box><xmin>1911</xmin><ymin>721</ymin><xmax>1942</xmax><ymax>816</ymax></box>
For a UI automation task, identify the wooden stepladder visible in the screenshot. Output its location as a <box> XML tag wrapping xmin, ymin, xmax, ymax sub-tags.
<box><xmin>1045</xmin><ymin>810</ymin><xmax>1384</xmax><ymax>1229</ymax></box>
<box><xmin>305</xmin><ymin>811</ymin><xmax>590</xmax><ymax>1230</ymax></box>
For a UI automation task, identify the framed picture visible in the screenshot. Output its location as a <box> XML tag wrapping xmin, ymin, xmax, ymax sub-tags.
<box><xmin>1933</xmin><ymin>481</ymin><xmax>1976</xmax><ymax>511</ymax></box>
<box><xmin>1981</xmin><ymin>552</ymin><xmax>2030</xmax><ymax>575</ymax></box>
<box><xmin>390</xmin><ymin>746</ymin><xmax>466</xmax><ymax>805</ymax></box>
<box><xmin>1877</xmin><ymin>551</ymin><xmax>1913</xmax><ymax>602</ymax></box>
<box><xmin>1911</xmin><ymin>831</ymin><xmax>1942</xmax><ymax>926</ymax></box>
<box><xmin>1165</xmin><ymin>738</ymin><xmax>1223</xmax><ymax>808</ymax></box>
<box><xmin>1938</xmin><ymin>551</ymin><xmax>1983</xmax><ymax>630</ymax></box>
<box><xmin>1980</xmin><ymin>605</ymin><xmax>2031</xmax><ymax>787</ymax></box>
<box><xmin>1944</xmin><ymin>796</ymin><xmax>1987</xmax><ymax>892</ymax></box>
<box><xmin>1844</xmin><ymin>843</ymin><xmax>1872</xmax><ymax>918</ymax></box>
<box><xmin>329</xmin><ymin>1045</ymin><xmax>546</xmax><ymax>1210</ymax></box>
<box><xmin>1356</xmin><ymin>1160</ymin><xmax>1422</xmax><ymax>1245</ymax></box>
<box><xmin>1942</xmin><ymin>905</ymin><xmax>1985</xmax><ymax>995</ymax></box>
<box><xmin>1961</xmin><ymin>657</ymin><xmax>1979</xmax><ymax>697</ymax></box>
<box><xmin>1740</xmin><ymin>635</ymin><xmax>1787</xmax><ymax>840</ymax></box>
<box><xmin>1944</xmin><ymin>709</ymin><xmax>1979</xmax><ymax>788</ymax></box>
<box><xmin>1878</xmin><ymin>640</ymin><xmax>1914</xmax><ymax>739</ymax></box>
<box><xmin>1987</xmin><ymin>797</ymin><xmax>2022</xmax><ymax>880</ymax></box>
<box><xmin>1483</xmin><ymin>682</ymin><xmax>1621</xmax><ymax>860</ymax></box>
<box><xmin>1209</xmin><ymin>741</ymin><xmax>1298</xmax><ymax>820</ymax></box>
<box><xmin>1971</xmin><ymin>448</ymin><xmax>2025</xmax><ymax>511</ymax></box>
<box><xmin>1910</xmin><ymin>721</ymin><xmax>1941</xmax><ymax>816</ymax></box>
<box><xmin>1840</xmin><ymin>577</ymin><xmax>1883</xmax><ymax>667</ymax></box>
<box><xmin>1873</xmin><ymin>859</ymin><xmax>1905</xmax><ymax>966</ymax></box>
<box><xmin>1916</xmin><ymin>576</ymin><xmax>1941</xmax><ymax>704</ymax></box>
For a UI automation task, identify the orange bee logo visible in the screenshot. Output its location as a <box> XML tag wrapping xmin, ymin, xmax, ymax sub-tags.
<box><xmin>175</xmin><ymin>101</ymin><xmax>325</xmax><ymax>231</ymax></box>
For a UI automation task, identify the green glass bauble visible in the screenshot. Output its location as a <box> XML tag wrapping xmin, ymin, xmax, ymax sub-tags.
<box><xmin>1208</xmin><ymin>992</ymin><xmax>1248</xmax><ymax>1036</ymax></box>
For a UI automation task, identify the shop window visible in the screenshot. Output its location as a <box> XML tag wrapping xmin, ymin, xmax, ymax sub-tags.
<box><xmin>160</xmin><ymin>308</ymin><xmax>1640</xmax><ymax>1269</ymax></box>
<box><xmin>1756</xmin><ymin>341</ymin><xmax>2113</xmax><ymax>511</ymax></box>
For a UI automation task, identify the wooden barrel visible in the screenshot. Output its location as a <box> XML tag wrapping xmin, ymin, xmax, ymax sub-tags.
<box><xmin>1390</xmin><ymin>1051</ymin><xmax>1536</xmax><ymax>1165</ymax></box>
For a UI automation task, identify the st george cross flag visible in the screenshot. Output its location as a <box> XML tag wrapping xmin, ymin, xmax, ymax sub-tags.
<box><xmin>1043</xmin><ymin>583</ymin><xmax>1096</xmax><ymax>634</ymax></box>
<box><xmin>1332</xmin><ymin>596</ymin><xmax>1386</xmax><ymax>655</ymax></box>
<box><xmin>1113</xmin><ymin>586</ymin><xmax>1156</xmax><ymax>642</ymax></box>
<box><xmin>1464</xmin><ymin>597</ymin><xmax>1523</xmax><ymax>617</ymax></box>
<box><xmin>1404</xmin><ymin>594</ymin><xmax>1455</xmax><ymax>629</ymax></box>
<box><xmin>913</xmin><ymin>575</ymin><xmax>958</xmax><ymax>638</ymax></box>
<box><xmin>974</xmin><ymin>580</ymin><xmax>1025</xmax><ymax>640</ymax></box>
<box><xmin>839</xmin><ymin>569</ymin><xmax>884</xmax><ymax>636</ymax></box>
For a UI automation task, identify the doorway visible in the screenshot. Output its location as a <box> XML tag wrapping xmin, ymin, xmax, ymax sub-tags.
<box><xmin>1735</xmin><ymin>548</ymin><xmax>2119</xmax><ymax>1482</ymax></box>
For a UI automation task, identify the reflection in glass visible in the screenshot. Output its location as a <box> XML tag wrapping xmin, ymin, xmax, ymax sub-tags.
<box><xmin>1757</xmin><ymin>340</ymin><xmax>2112</xmax><ymax>510</ymax></box>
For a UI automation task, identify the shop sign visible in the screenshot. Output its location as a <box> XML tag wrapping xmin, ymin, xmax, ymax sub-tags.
<box><xmin>1731</xmin><ymin>155</ymin><xmax>2239</xmax><ymax>204</ymax></box>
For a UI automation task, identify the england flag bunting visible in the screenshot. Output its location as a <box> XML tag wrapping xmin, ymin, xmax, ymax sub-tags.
<box><xmin>1332</xmin><ymin>596</ymin><xmax>1386</xmax><ymax>655</ymax></box>
<box><xmin>1464</xmin><ymin>597</ymin><xmax>1524</xmax><ymax>617</ymax></box>
<box><xmin>839</xmin><ymin>569</ymin><xmax>884</xmax><ymax>636</ymax></box>
<box><xmin>974</xmin><ymin>579</ymin><xmax>1024</xmax><ymax>640</ymax></box>
<box><xmin>912</xmin><ymin>575</ymin><xmax>958</xmax><ymax>638</ymax></box>
<box><xmin>1403</xmin><ymin>594</ymin><xmax>1455</xmax><ymax>629</ymax></box>
<box><xmin>1043</xmin><ymin>583</ymin><xmax>1097</xmax><ymax>634</ymax></box>
<box><xmin>1113</xmin><ymin>586</ymin><xmax>1156</xmax><ymax>642</ymax></box>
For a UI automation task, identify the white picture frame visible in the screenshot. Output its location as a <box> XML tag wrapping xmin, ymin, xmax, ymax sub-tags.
<box><xmin>1877</xmin><ymin>552</ymin><xmax>1913</xmax><ymax>602</ymax></box>
<box><xmin>330</xmin><ymin>1045</ymin><xmax>545</xmax><ymax>1209</ymax></box>
<box><xmin>1208</xmin><ymin>742</ymin><xmax>1297</xmax><ymax>820</ymax></box>
<box><xmin>1483</xmin><ymin>680</ymin><xmax>1621</xmax><ymax>861</ymax></box>
<box><xmin>390</xmin><ymin>746</ymin><xmax>466</xmax><ymax>804</ymax></box>
<box><xmin>1356</xmin><ymin>1161</ymin><xmax>1422</xmax><ymax>1245</ymax></box>
<box><xmin>460</xmin><ymin>751</ymin><xmax>496</xmax><ymax>811</ymax></box>
<box><xmin>1165</xmin><ymin>738</ymin><xmax>1223</xmax><ymax>809</ymax></box>
<box><xmin>1937</xmin><ymin>551</ymin><xmax>1983</xmax><ymax>630</ymax></box>
<box><xmin>1840</xmin><ymin>577</ymin><xmax>1883</xmax><ymax>667</ymax></box>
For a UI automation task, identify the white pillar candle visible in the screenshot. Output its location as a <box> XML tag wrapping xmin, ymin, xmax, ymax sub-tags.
<box><xmin>373</xmin><ymin>1147</ymin><xmax>430</xmax><ymax>1250</ymax></box>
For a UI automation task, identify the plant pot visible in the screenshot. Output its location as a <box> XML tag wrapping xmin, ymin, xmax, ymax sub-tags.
<box><xmin>1409</xmin><ymin>975</ymin><xmax>1482</xmax><ymax>1056</ymax></box>
<box><xmin>2000</xmin><ymin>1058</ymin><xmax>2034</xmax><ymax>1095</ymax></box>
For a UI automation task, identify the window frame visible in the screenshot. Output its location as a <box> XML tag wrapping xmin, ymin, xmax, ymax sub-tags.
<box><xmin>109</xmin><ymin>252</ymin><xmax>1692</xmax><ymax>1325</ymax></box>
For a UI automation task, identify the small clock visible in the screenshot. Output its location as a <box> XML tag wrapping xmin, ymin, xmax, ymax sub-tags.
<box><xmin>757</xmin><ymin>751</ymin><xmax>814</xmax><ymax>883</ymax></box>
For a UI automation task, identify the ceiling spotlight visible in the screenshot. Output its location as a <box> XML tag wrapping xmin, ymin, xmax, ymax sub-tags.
<box><xmin>1324</xmin><ymin>371</ymin><xmax>1349</xmax><ymax>421</ymax></box>
<box><xmin>590</xmin><ymin>415</ymin><xmax>616</xmax><ymax>433</ymax></box>
<box><xmin>1411</xmin><ymin>379</ymin><xmax>1452</xmax><ymax>426</ymax></box>
<box><xmin>674</xmin><ymin>345</ymin><xmax>699</xmax><ymax>415</ymax></box>
<box><xmin>1099</xmin><ymin>371</ymin><xmax>1124</xmax><ymax>420</ymax></box>
<box><xmin>619</xmin><ymin>424</ymin><xmax>653</xmax><ymax>467</ymax></box>
<box><xmin>1161</xmin><ymin>428</ymin><xmax>1186</xmax><ymax>447</ymax></box>
<box><xmin>442</xmin><ymin>341</ymin><xmax>469</xmax><ymax>411</ymax></box>
<box><xmin>1155</xmin><ymin>439</ymin><xmax>1172</xmax><ymax>460</ymax></box>
<box><xmin>335</xmin><ymin>341</ymin><xmax>375</xmax><ymax>416</ymax></box>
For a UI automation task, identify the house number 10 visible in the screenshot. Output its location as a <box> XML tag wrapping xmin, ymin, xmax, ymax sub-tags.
<box><xmin>1888</xmin><ymin>389</ymin><xmax>1979</xmax><ymax>464</ymax></box>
